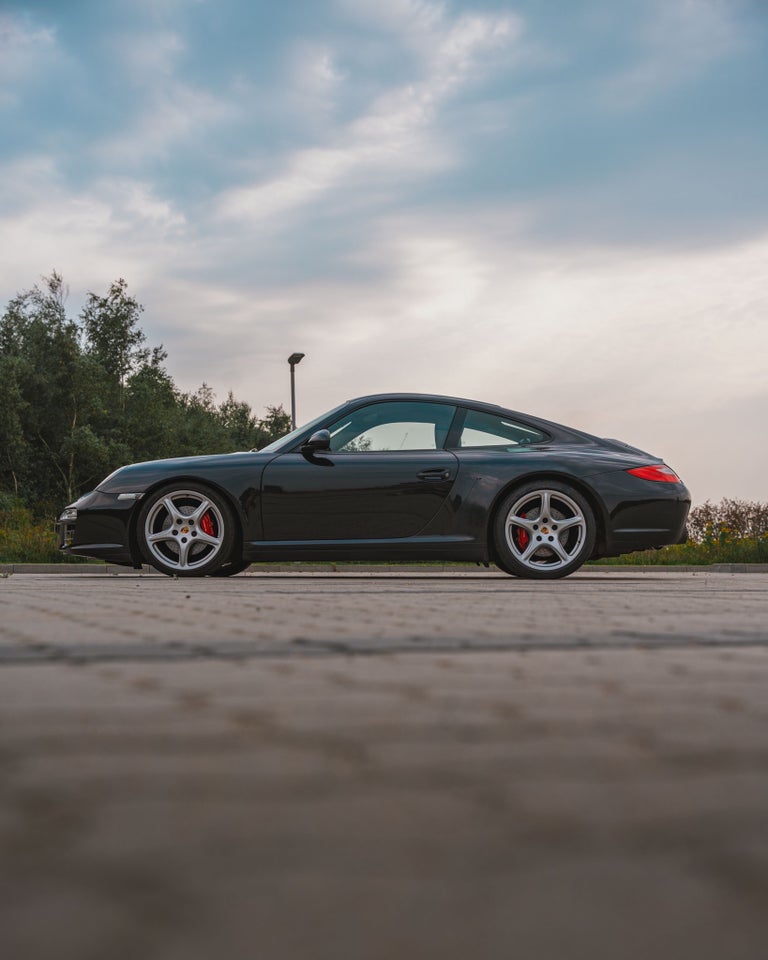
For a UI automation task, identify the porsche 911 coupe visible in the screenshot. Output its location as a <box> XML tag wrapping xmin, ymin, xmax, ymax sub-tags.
<box><xmin>56</xmin><ymin>393</ymin><xmax>690</xmax><ymax>579</ymax></box>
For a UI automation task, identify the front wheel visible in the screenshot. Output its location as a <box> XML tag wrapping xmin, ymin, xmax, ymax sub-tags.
<box><xmin>137</xmin><ymin>483</ymin><xmax>237</xmax><ymax>577</ymax></box>
<box><xmin>493</xmin><ymin>481</ymin><xmax>596</xmax><ymax>580</ymax></box>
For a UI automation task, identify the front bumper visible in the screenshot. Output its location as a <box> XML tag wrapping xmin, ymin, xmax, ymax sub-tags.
<box><xmin>56</xmin><ymin>490</ymin><xmax>142</xmax><ymax>567</ymax></box>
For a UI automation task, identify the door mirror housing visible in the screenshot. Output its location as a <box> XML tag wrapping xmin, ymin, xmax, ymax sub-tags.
<box><xmin>301</xmin><ymin>429</ymin><xmax>331</xmax><ymax>453</ymax></box>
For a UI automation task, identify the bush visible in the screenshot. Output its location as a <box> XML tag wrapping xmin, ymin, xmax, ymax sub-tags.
<box><xmin>687</xmin><ymin>498</ymin><xmax>768</xmax><ymax>542</ymax></box>
<box><xmin>0</xmin><ymin>493</ymin><xmax>85</xmax><ymax>563</ymax></box>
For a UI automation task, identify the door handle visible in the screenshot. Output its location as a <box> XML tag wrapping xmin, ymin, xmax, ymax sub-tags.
<box><xmin>417</xmin><ymin>469</ymin><xmax>451</xmax><ymax>481</ymax></box>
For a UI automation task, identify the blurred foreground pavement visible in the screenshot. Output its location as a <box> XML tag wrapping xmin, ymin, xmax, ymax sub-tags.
<box><xmin>1</xmin><ymin>570</ymin><xmax>767</xmax><ymax>960</ymax></box>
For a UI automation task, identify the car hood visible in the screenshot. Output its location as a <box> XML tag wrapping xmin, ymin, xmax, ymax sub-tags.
<box><xmin>96</xmin><ymin>450</ymin><xmax>266</xmax><ymax>493</ymax></box>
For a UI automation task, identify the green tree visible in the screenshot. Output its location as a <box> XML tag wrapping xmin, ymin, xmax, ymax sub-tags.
<box><xmin>175</xmin><ymin>383</ymin><xmax>230</xmax><ymax>454</ymax></box>
<box><xmin>1</xmin><ymin>271</ymin><xmax>291</xmax><ymax>517</ymax></box>
<box><xmin>0</xmin><ymin>353</ymin><xmax>27</xmax><ymax>496</ymax></box>
<box><xmin>0</xmin><ymin>272</ymin><xmax>89</xmax><ymax>506</ymax></box>
<box><xmin>123</xmin><ymin>347</ymin><xmax>179</xmax><ymax>464</ymax></box>
<box><xmin>252</xmin><ymin>404</ymin><xmax>292</xmax><ymax>449</ymax></box>
<box><xmin>218</xmin><ymin>391</ymin><xmax>259</xmax><ymax>450</ymax></box>
<box><xmin>81</xmin><ymin>278</ymin><xmax>148</xmax><ymax>415</ymax></box>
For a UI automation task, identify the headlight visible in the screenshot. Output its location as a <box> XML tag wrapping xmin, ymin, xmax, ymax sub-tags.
<box><xmin>59</xmin><ymin>507</ymin><xmax>78</xmax><ymax>521</ymax></box>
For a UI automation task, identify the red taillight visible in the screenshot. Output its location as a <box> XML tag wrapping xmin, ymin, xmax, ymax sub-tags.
<box><xmin>627</xmin><ymin>464</ymin><xmax>681</xmax><ymax>483</ymax></box>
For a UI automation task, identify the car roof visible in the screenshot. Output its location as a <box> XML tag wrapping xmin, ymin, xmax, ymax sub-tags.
<box><xmin>347</xmin><ymin>392</ymin><xmax>528</xmax><ymax>416</ymax></box>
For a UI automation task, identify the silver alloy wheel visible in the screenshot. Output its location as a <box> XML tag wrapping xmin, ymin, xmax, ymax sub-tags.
<box><xmin>504</xmin><ymin>488</ymin><xmax>587</xmax><ymax>572</ymax></box>
<box><xmin>143</xmin><ymin>489</ymin><xmax>226</xmax><ymax>572</ymax></box>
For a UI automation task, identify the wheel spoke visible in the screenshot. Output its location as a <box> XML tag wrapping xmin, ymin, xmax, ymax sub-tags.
<box><xmin>509</xmin><ymin>514</ymin><xmax>537</xmax><ymax>533</ymax></box>
<box><xmin>147</xmin><ymin>529</ymin><xmax>175</xmax><ymax>545</ymax></box>
<box><xmin>549</xmin><ymin>537</ymin><xmax>571</xmax><ymax>563</ymax></box>
<box><xmin>161</xmin><ymin>497</ymin><xmax>179</xmax><ymax>521</ymax></box>
<box><xmin>554</xmin><ymin>515</ymin><xmax>583</xmax><ymax>532</ymax></box>
<box><xmin>520</xmin><ymin>538</ymin><xmax>542</xmax><ymax>563</ymax></box>
<box><xmin>190</xmin><ymin>499</ymin><xmax>213</xmax><ymax>525</ymax></box>
<box><xmin>177</xmin><ymin>538</ymin><xmax>193</xmax><ymax>567</ymax></box>
<box><xmin>196</xmin><ymin>530</ymin><xmax>221</xmax><ymax>547</ymax></box>
<box><xmin>538</xmin><ymin>491</ymin><xmax>552</xmax><ymax>520</ymax></box>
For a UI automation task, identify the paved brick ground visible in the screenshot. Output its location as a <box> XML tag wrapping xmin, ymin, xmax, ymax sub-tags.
<box><xmin>1</xmin><ymin>571</ymin><xmax>767</xmax><ymax>960</ymax></box>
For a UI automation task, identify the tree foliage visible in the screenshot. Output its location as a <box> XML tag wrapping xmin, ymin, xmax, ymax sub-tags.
<box><xmin>0</xmin><ymin>273</ymin><xmax>291</xmax><ymax>515</ymax></box>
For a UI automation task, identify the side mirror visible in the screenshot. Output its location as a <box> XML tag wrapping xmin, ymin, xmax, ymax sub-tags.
<box><xmin>301</xmin><ymin>429</ymin><xmax>331</xmax><ymax>453</ymax></box>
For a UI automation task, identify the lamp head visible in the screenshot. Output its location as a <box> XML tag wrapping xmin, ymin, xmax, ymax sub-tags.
<box><xmin>288</xmin><ymin>352</ymin><xmax>305</xmax><ymax>366</ymax></box>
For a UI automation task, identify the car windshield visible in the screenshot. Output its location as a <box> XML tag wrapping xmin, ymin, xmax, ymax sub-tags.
<box><xmin>257</xmin><ymin>401</ymin><xmax>349</xmax><ymax>454</ymax></box>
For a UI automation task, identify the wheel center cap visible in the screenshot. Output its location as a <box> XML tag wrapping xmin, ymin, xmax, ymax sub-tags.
<box><xmin>541</xmin><ymin>526</ymin><xmax>550</xmax><ymax>534</ymax></box>
<box><xmin>181</xmin><ymin>525</ymin><xmax>190</xmax><ymax>535</ymax></box>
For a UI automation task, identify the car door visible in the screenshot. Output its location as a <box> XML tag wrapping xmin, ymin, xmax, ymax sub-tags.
<box><xmin>260</xmin><ymin>400</ymin><xmax>459</xmax><ymax>541</ymax></box>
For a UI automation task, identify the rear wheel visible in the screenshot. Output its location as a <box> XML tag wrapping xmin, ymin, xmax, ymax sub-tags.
<box><xmin>137</xmin><ymin>483</ymin><xmax>236</xmax><ymax>577</ymax></box>
<box><xmin>493</xmin><ymin>481</ymin><xmax>595</xmax><ymax>580</ymax></box>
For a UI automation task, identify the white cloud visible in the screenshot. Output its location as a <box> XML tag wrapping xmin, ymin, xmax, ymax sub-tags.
<box><xmin>346</xmin><ymin>216</ymin><xmax>768</xmax><ymax>411</ymax></box>
<box><xmin>81</xmin><ymin>23</ymin><xmax>237</xmax><ymax>166</ymax></box>
<box><xmin>605</xmin><ymin>0</ymin><xmax>745</xmax><ymax>106</ymax></box>
<box><xmin>0</xmin><ymin>153</ymin><xmax>60</xmax><ymax>208</ymax></box>
<box><xmin>0</xmin><ymin>163</ymin><xmax>187</xmax><ymax>301</ymax></box>
<box><xmin>216</xmin><ymin>2</ymin><xmax>518</xmax><ymax>224</ymax></box>
<box><xmin>288</xmin><ymin>41</ymin><xmax>346</xmax><ymax>108</ymax></box>
<box><xmin>93</xmin><ymin>81</ymin><xmax>239</xmax><ymax>165</ymax></box>
<box><xmin>115</xmin><ymin>29</ymin><xmax>186</xmax><ymax>82</ymax></box>
<box><xmin>0</xmin><ymin>13</ymin><xmax>59</xmax><ymax>105</ymax></box>
<box><xmin>336</xmin><ymin>0</ymin><xmax>445</xmax><ymax>46</ymax></box>
<box><xmin>98</xmin><ymin>177</ymin><xmax>188</xmax><ymax>235</ymax></box>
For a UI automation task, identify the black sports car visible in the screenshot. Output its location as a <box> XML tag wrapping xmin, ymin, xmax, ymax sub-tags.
<box><xmin>56</xmin><ymin>393</ymin><xmax>690</xmax><ymax>579</ymax></box>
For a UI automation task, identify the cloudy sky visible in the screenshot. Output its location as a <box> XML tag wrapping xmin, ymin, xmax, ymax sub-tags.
<box><xmin>1</xmin><ymin>0</ymin><xmax>767</xmax><ymax>502</ymax></box>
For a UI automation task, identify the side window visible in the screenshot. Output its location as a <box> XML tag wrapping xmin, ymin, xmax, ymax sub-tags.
<box><xmin>456</xmin><ymin>409</ymin><xmax>546</xmax><ymax>448</ymax></box>
<box><xmin>327</xmin><ymin>401</ymin><xmax>457</xmax><ymax>452</ymax></box>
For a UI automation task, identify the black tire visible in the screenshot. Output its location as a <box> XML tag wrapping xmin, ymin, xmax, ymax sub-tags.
<box><xmin>137</xmin><ymin>482</ymin><xmax>237</xmax><ymax>577</ymax></box>
<box><xmin>493</xmin><ymin>481</ymin><xmax>595</xmax><ymax>580</ymax></box>
<box><xmin>208</xmin><ymin>560</ymin><xmax>251</xmax><ymax>577</ymax></box>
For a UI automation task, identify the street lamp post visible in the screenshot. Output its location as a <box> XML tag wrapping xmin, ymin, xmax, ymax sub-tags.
<box><xmin>287</xmin><ymin>352</ymin><xmax>305</xmax><ymax>429</ymax></box>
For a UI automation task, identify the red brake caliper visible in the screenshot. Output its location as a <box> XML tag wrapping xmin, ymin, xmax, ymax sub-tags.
<box><xmin>516</xmin><ymin>512</ymin><xmax>529</xmax><ymax>551</ymax></box>
<box><xmin>200</xmin><ymin>512</ymin><xmax>215</xmax><ymax>537</ymax></box>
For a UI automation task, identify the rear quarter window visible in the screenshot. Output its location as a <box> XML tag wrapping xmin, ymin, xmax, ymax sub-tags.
<box><xmin>455</xmin><ymin>409</ymin><xmax>546</xmax><ymax>448</ymax></box>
